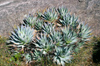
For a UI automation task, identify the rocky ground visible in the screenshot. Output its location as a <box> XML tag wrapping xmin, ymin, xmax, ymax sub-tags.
<box><xmin>0</xmin><ymin>0</ymin><xmax>100</xmax><ymax>37</ymax></box>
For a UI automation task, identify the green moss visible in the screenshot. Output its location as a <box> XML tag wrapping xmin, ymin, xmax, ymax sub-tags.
<box><xmin>0</xmin><ymin>37</ymin><xmax>7</xmax><ymax>44</ymax></box>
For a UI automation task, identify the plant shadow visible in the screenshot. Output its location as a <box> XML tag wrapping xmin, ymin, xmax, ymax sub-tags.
<box><xmin>92</xmin><ymin>37</ymin><xmax>100</xmax><ymax>63</ymax></box>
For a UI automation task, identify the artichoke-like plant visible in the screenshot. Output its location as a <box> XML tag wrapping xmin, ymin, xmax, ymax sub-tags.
<box><xmin>53</xmin><ymin>46</ymin><xmax>72</xmax><ymax>66</ymax></box>
<box><xmin>24</xmin><ymin>53</ymin><xmax>32</xmax><ymax>63</ymax></box>
<box><xmin>50</xmin><ymin>30</ymin><xmax>63</xmax><ymax>46</ymax></box>
<box><xmin>34</xmin><ymin>20</ymin><xmax>43</xmax><ymax>30</ymax></box>
<box><xmin>33</xmin><ymin>50</ymin><xmax>42</xmax><ymax>61</ymax></box>
<box><xmin>38</xmin><ymin>8</ymin><xmax>58</xmax><ymax>22</ymax></box>
<box><xmin>8</xmin><ymin>25</ymin><xmax>34</xmax><ymax>46</ymax></box>
<box><xmin>78</xmin><ymin>23</ymin><xmax>92</xmax><ymax>41</ymax></box>
<box><xmin>23</xmin><ymin>15</ymin><xmax>37</xmax><ymax>27</ymax></box>
<box><xmin>7</xmin><ymin>25</ymin><xmax>34</xmax><ymax>55</ymax></box>
<box><xmin>62</xmin><ymin>27</ymin><xmax>77</xmax><ymax>45</ymax></box>
<box><xmin>35</xmin><ymin>33</ymin><xmax>54</xmax><ymax>54</ymax></box>
<box><xmin>59</xmin><ymin>13</ymin><xmax>71</xmax><ymax>26</ymax></box>
<box><xmin>59</xmin><ymin>14</ymin><xmax>78</xmax><ymax>28</ymax></box>
<box><xmin>57</xmin><ymin>6</ymin><xmax>68</xmax><ymax>19</ymax></box>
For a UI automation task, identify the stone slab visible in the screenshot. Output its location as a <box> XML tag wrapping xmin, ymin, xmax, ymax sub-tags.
<box><xmin>0</xmin><ymin>0</ymin><xmax>100</xmax><ymax>37</ymax></box>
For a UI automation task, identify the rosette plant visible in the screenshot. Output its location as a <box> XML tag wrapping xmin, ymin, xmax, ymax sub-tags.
<box><xmin>7</xmin><ymin>25</ymin><xmax>34</xmax><ymax>48</ymax></box>
<box><xmin>7</xmin><ymin>6</ymin><xmax>92</xmax><ymax>66</ymax></box>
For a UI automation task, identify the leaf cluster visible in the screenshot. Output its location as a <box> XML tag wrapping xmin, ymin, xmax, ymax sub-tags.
<box><xmin>7</xmin><ymin>6</ymin><xmax>92</xmax><ymax>66</ymax></box>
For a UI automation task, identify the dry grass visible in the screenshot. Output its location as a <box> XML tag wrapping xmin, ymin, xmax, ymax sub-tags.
<box><xmin>0</xmin><ymin>37</ymin><xmax>26</xmax><ymax>66</ymax></box>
